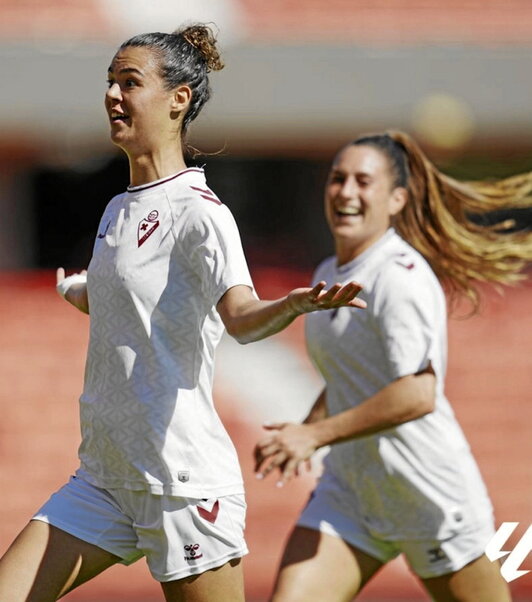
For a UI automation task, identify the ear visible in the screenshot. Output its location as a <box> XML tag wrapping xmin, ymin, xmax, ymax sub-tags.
<box><xmin>389</xmin><ymin>187</ymin><xmax>408</xmax><ymax>216</ymax></box>
<box><xmin>170</xmin><ymin>84</ymin><xmax>192</xmax><ymax>112</ymax></box>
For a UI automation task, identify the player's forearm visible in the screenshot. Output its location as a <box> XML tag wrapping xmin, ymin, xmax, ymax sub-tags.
<box><xmin>311</xmin><ymin>373</ymin><xmax>435</xmax><ymax>448</ymax></box>
<box><xmin>218</xmin><ymin>281</ymin><xmax>365</xmax><ymax>344</ymax></box>
<box><xmin>223</xmin><ymin>296</ymin><xmax>300</xmax><ymax>344</ymax></box>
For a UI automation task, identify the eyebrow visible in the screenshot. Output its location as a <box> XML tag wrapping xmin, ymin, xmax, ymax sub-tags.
<box><xmin>330</xmin><ymin>169</ymin><xmax>372</xmax><ymax>179</ymax></box>
<box><xmin>107</xmin><ymin>66</ymin><xmax>144</xmax><ymax>77</ymax></box>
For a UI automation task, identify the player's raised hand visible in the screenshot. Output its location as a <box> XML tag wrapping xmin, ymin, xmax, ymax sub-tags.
<box><xmin>287</xmin><ymin>280</ymin><xmax>366</xmax><ymax>315</ymax></box>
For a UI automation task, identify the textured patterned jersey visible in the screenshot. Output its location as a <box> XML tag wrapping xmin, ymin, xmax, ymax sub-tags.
<box><xmin>305</xmin><ymin>229</ymin><xmax>493</xmax><ymax>540</ymax></box>
<box><xmin>79</xmin><ymin>168</ymin><xmax>254</xmax><ymax>497</ymax></box>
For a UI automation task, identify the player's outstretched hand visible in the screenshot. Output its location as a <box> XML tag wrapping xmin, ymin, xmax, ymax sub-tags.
<box><xmin>287</xmin><ymin>281</ymin><xmax>366</xmax><ymax>315</ymax></box>
<box><xmin>254</xmin><ymin>422</ymin><xmax>320</xmax><ymax>487</ymax></box>
<box><xmin>56</xmin><ymin>267</ymin><xmax>89</xmax><ymax>314</ymax></box>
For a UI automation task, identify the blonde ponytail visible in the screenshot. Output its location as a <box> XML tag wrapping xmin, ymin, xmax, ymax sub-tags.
<box><xmin>386</xmin><ymin>131</ymin><xmax>532</xmax><ymax>312</ymax></box>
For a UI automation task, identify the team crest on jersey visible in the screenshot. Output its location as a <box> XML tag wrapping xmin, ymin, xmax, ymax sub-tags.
<box><xmin>137</xmin><ymin>210</ymin><xmax>160</xmax><ymax>247</ymax></box>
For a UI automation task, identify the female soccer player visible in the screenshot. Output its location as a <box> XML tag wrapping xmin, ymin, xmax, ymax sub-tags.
<box><xmin>254</xmin><ymin>131</ymin><xmax>532</xmax><ymax>601</ymax></box>
<box><xmin>0</xmin><ymin>25</ymin><xmax>365</xmax><ymax>602</ymax></box>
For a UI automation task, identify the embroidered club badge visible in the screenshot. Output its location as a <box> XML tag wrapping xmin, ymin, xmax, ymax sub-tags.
<box><xmin>137</xmin><ymin>210</ymin><xmax>160</xmax><ymax>247</ymax></box>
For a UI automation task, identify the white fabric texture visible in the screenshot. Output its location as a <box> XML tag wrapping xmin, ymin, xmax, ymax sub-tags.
<box><xmin>305</xmin><ymin>229</ymin><xmax>493</xmax><ymax>541</ymax></box>
<box><xmin>79</xmin><ymin>168</ymin><xmax>254</xmax><ymax>497</ymax></box>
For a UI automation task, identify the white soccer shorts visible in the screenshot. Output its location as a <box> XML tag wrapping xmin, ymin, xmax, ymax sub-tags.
<box><xmin>297</xmin><ymin>471</ymin><xmax>495</xmax><ymax>579</ymax></box>
<box><xmin>33</xmin><ymin>474</ymin><xmax>248</xmax><ymax>582</ymax></box>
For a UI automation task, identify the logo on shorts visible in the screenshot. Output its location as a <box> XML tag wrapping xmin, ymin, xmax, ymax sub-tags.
<box><xmin>197</xmin><ymin>500</ymin><xmax>220</xmax><ymax>524</ymax></box>
<box><xmin>486</xmin><ymin>522</ymin><xmax>532</xmax><ymax>582</ymax></box>
<box><xmin>178</xmin><ymin>471</ymin><xmax>189</xmax><ymax>483</ymax></box>
<box><xmin>137</xmin><ymin>210</ymin><xmax>160</xmax><ymax>247</ymax></box>
<box><xmin>184</xmin><ymin>543</ymin><xmax>203</xmax><ymax>561</ymax></box>
<box><xmin>427</xmin><ymin>547</ymin><xmax>448</xmax><ymax>563</ymax></box>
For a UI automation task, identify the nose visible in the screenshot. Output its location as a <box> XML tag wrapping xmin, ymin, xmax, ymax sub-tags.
<box><xmin>105</xmin><ymin>82</ymin><xmax>122</xmax><ymax>103</ymax></box>
<box><xmin>339</xmin><ymin>175</ymin><xmax>357</xmax><ymax>199</ymax></box>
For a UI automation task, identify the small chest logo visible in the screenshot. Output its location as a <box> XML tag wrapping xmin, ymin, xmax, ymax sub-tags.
<box><xmin>137</xmin><ymin>210</ymin><xmax>160</xmax><ymax>247</ymax></box>
<box><xmin>178</xmin><ymin>471</ymin><xmax>190</xmax><ymax>483</ymax></box>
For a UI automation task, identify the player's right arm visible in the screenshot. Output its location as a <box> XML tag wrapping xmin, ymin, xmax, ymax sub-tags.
<box><xmin>254</xmin><ymin>368</ymin><xmax>436</xmax><ymax>485</ymax></box>
<box><xmin>56</xmin><ymin>267</ymin><xmax>89</xmax><ymax>314</ymax></box>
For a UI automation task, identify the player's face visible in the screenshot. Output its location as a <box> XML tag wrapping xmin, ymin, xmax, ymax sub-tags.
<box><xmin>324</xmin><ymin>144</ymin><xmax>406</xmax><ymax>261</ymax></box>
<box><xmin>105</xmin><ymin>46</ymin><xmax>179</xmax><ymax>155</ymax></box>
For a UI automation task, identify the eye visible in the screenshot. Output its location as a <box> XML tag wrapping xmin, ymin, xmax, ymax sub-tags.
<box><xmin>106</xmin><ymin>78</ymin><xmax>115</xmax><ymax>88</ymax></box>
<box><xmin>125</xmin><ymin>78</ymin><xmax>137</xmax><ymax>88</ymax></box>
<box><xmin>329</xmin><ymin>173</ymin><xmax>344</xmax><ymax>185</ymax></box>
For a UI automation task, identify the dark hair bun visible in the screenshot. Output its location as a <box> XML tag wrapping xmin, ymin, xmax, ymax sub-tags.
<box><xmin>179</xmin><ymin>24</ymin><xmax>224</xmax><ymax>72</ymax></box>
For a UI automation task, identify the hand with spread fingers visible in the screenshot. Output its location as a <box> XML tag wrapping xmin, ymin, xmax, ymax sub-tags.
<box><xmin>287</xmin><ymin>280</ymin><xmax>366</xmax><ymax>314</ymax></box>
<box><xmin>254</xmin><ymin>422</ymin><xmax>320</xmax><ymax>487</ymax></box>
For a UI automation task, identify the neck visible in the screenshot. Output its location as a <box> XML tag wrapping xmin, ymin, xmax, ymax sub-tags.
<box><xmin>126</xmin><ymin>145</ymin><xmax>188</xmax><ymax>187</ymax></box>
<box><xmin>335</xmin><ymin>229</ymin><xmax>391</xmax><ymax>266</ymax></box>
<box><xmin>335</xmin><ymin>242</ymin><xmax>364</xmax><ymax>266</ymax></box>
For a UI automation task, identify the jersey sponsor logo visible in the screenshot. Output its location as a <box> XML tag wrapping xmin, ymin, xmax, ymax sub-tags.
<box><xmin>184</xmin><ymin>543</ymin><xmax>203</xmax><ymax>561</ymax></box>
<box><xmin>197</xmin><ymin>499</ymin><xmax>220</xmax><ymax>524</ymax></box>
<box><xmin>190</xmin><ymin>185</ymin><xmax>222</xmax><ymax>205</ymax></box>
<box><xmin>486</xmin><ymin>522</ymin><xmax>532</xmax><ymax>582</ymax></box>
<box><xmin>137</xmin><ymin>210</ymin><xmax>160</xmax><ymax>247</ymax></box>
<box><xmin>97</xmin><ymin>220</ymin><xmax>111</xmax><ymax>239</ymax></box>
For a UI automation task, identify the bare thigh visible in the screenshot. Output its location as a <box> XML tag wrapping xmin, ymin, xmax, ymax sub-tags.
<box><xmin>271</xmin><ymin>526</ymin><xmax>383</xmax><ymax>602</ymax></box>
<box><xmin>160</xmin><ymin>558</ymin><xmax>244</xmax><ymax>602</ymax></box>
<box><xmin>0</xmin><ymin>519</ymin><xmax>121</xmax><ymax>602</ymax></box>
<box><xmin>422</xmin><ymin>554</ymin><xmax>512</xmax><ymax>602</ymax></box>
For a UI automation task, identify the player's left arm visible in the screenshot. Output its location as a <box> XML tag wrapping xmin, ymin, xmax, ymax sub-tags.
<box><xmin>217</xmin><ymin>281</ymin><xmax>366</xmax><ymax>344</ymax></box>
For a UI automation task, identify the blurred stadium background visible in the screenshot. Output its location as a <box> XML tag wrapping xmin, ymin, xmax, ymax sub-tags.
<box><xmin>0</xmin><ymin>1</ymin><xmax>530</xmax><ymax>600</ymax></box>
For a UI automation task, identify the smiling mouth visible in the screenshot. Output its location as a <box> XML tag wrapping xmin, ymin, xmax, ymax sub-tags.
<box><xmin>110</xmin><ymin>113</ymin><xmax>129</xmax><ymax>122</ymax></box>
<box><xmin>335</xmin><ymin>207</ymin><xmax>362</xmax><ymax>217</ymax></box>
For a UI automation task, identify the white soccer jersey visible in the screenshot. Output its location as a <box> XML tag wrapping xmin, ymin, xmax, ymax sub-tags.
<box><xmin>78</xmin><ymin>168</ymin><xmax>254</xmax><ymax>498</ymax></box>
<box><xmin>305</xmin><ymin>229</ymin><xmax>493</xmax><ymax>540</ymax></box>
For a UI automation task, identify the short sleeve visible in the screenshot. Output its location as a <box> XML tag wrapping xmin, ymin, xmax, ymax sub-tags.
<box><xmin>182</xmin><ymin>202</ymin><xmax>254</xmax><ymax>304</ymax></box>
<box><xmin>372</xmin><ymin>260</ymin><xmax>441</xmax><ymax>379</ymax></box>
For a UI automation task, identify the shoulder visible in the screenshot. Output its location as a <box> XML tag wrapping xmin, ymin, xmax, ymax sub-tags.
<box><xmin>106</xmin><ymin>192</ymin><xmax>126</xmax><ymax>209</ymax></box>
<box><xmin>381</xmin><ymin>235</ymin><xmax>437</xmax><ymax>284</ymax></box>
<box><xmin>166</xmin><ymin>170</ymin><xmax>234</xmax><ymax>225</ymax></box>
<box><xmin>99</xmin><ymin>192</ymin><xmax>125</xmax><ymax>221</ymax></box>
<box><xmin>373</xmin><ymin>238</ymin><xmax>443</xmax><ymax>306</ymax></box>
